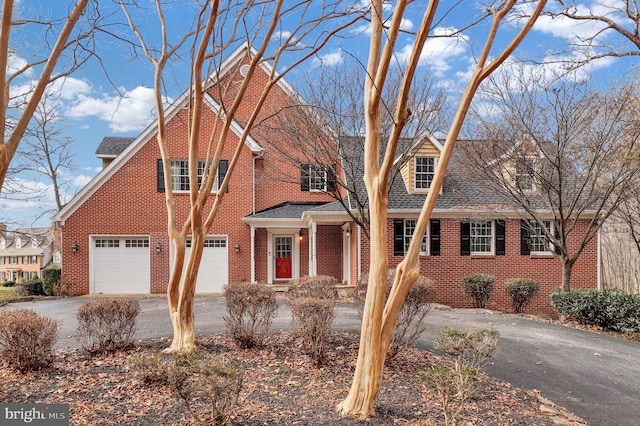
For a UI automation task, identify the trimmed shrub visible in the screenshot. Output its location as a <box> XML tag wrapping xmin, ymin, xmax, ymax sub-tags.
<box><xmin>224</xmin><ymin>282</ymin><xmax>278</xmax><ymax>349</ymax></box>
<box><xmin>53</xmin><ymin>275</ymin><xmax>74</xmax><ymax>296</ymax></box>
<box><xmin>0</xmin><ymin>309</ymin><xmax>58</xmax><ymax>372</ymax></box>
<box><xmin>42</xmin><ymin>267</ymin><xmax>61</xmax><ymax>296</ymax></box>
<box><xmin>290</xmin><ymin>297</ymin><xmax>335</xmax><ymax>365</ymax></box>
<box><xmin>76</xmin><ymin>298</ymin><xmax>140</xmax><ymax>354</ymax></box>
<box><xmin>550</xmin><ymin>289</ymin><xmax>640</xmax><ymax>332</ymax></box>
<box><xmin>22</xmin><ymin>279</ymin><xmax>45</xmax><ymax>296</ymax></box>
<box><xmin>505</xmin><ymin>278</ymin><xmax>540</xmax><ymax>313</ymax></box>
<box><xmin>288</xmin><ymin>275</ymin><xmax>338</xmax><ymax>299</ymax></box>
<box><xmin>169</xmin><ymin>353</ymin><xmax>244</xmax><ymax>425</ymax></box>
<box><xmin>2</xmin><ymin>280</ymin><xmax>16</xmax><ymax>287</ymax></box>
<box><xmin>462</xmin><ymin>273</ymin><xmax>495</xmax><ymax>308</ymax></box>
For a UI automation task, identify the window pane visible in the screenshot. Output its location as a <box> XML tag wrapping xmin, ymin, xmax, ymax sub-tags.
<box><xmin>515</xmin><ymin>159</ymin><xmax>535</xmax><ymax>190</ymax></box>
<box><xmin>470</xmin><ymin>221</ymin><xmax>492</xmax><ymax>253</ymax></box>
<box><xmin>529</xmin><ymin>220</ymin><xmax>551</xmax><ymax>253</ymax></box>
<box><xmin>415</xmin><ymin>157</ymin><xmax>435</xmax><ymax>190</ymax></box>
<box><xmin>308</xmin><ymin>165</ymin><xmax>327</xmax><ymax>191</ymax></box>
<box><xmin>404</xmin><ymin>220</ymin><xmax>427</xmax><ymax>254</ymax></box>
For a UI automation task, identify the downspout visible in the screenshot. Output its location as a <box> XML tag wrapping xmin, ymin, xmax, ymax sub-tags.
<box><xmin>252</xmin><ymin>150</ymin><xmax>264</xmax><ymax>214</ymax></box>
<box><xmin>597</xmin><ymin>226</ymin><xmax>602</xmax><ymax>290</ymax></box>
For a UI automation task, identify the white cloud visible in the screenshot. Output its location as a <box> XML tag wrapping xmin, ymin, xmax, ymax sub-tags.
<box><xmin>7</xmin><ymin>53</ymin><xmax>30</xmax><ymax>79</ymax></box>
<box><xmin>400</xmin><ymin>18</ymin><xmax>413</xmax><ymax>32</ymax></box>
<box><xmin>396</xmin><ymin>27</ymin><xmax>469</xmax><ymax>76</ymax></box>
<box><xmin>72</xmin><ymin>174</ymin><xmax>94</xmax><ymax>188</ymax></box>
<box><xmin>312</xmin><ymin>50</ymin><xmax>344</xmax><ymax>67</ymax></box>
<box><xmin>66</xmin><ymin>86</ymin><xmax>160</xmax><ymax>133</ymax></box>
<box><xmin>51</xmin><ymin>77</ymin><xmax>92</xmax><ymax>100</ymax></box>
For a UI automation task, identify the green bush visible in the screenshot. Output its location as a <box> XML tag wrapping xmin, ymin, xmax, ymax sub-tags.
<box><xmin>2</xmin><ymin>280</ymin><xmax>16</xmax><ymax>287</ymax></box>
<box><xmin>0</xmin><ymin>309</ymin><xmax>59</xmax><ymax>372</ymax></box>
<box><xmin>550</xmin><ymin>289</ymin><xmax>640</xmax><ymax>333</ymax></box>
<box><xmin>76</xmin><ymin>298</ymin><xmax>141</xmax><ymax>354</ymax></box>
<box><xmin>42</xmin><ymin>267</ymin><xmax>61</xmax><ymax>296</ymax></box>
<box><xmin>21</xmin><ymin>279</ymin><xmax>45</xmax><ymax>296</ymax></box>
<box><xmin>462</xmin><ymin>273</ymin><xmax>495</xmax><ymax>308</ymax></box>
<box><xmin>224</xmin><ymin>282</ymin><xmax>278</xmax><ymax>349</ymax></box>
<box><xmin>505</xmin><ymin>278</ymin><xmax>540</xmax><ymax>313</ymax></box>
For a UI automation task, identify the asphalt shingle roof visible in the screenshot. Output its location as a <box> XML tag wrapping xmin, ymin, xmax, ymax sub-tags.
<box><xmin>95</xmin><ymin>137</ymin><xmax>136</xmax><ymax>157</ymax></box>
<box><xmin>247</xmin><ymin>202</ymin><xmax>329</xmax><ymax>219</ymax></box>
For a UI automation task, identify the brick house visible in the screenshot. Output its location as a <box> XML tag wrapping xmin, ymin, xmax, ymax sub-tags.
<box><xmin>0</xmin><ymin>224</ymin><xmax>58</xmax><ymax>283</ymax></box>
<box><xmin>54</xmin><ymin>44</ymin><xmax>598</xmax><ymax>313</ymax></box>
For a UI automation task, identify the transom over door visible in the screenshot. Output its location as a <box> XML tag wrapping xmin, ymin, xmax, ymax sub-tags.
<box><xmin>274</xmin><ymin>236</ymin><xmax>292</xmax><ymax>280</ymax></box>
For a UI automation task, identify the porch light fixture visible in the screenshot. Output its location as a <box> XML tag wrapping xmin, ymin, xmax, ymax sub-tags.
<box><xmin>345</xmin><ymin>226</ymin><xmax>351</xmax><ymax>237</ymax></box>
<box><xmin>156</xmin><ymin>242</ymin><xmax>162</xmax><ymax>254</ymax></box>
<box><xmin>235</xmin><ymin>242</ymin><xmax>240</xmax><ymax>254</ymax></box>
<box><xmin>299</xmin><ymin>229</ymin><xmax>304</xmax><ymax>241</ymax></box>
<box><xmin>71</xmin><ymin>241</ymin><xmax>79</xmax><ymax>254</ymax></box>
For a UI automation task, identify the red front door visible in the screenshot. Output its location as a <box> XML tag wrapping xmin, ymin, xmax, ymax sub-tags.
<box><xmin>275</xmin><ymin>236</ymin><xmax>292</xmax><ymax>280</ymax></box>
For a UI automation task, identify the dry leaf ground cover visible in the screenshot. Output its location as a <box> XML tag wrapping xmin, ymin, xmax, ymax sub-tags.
<box><xmin>0</xmin><ymin>330</ymin><xmax>584</xmax><ymax>425</ymax></box>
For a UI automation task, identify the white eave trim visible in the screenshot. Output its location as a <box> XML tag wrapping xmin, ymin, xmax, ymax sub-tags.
<box><xmin>202</xmin><ymin>93</ymin><xmax>263</xmax><ymax>153</ymax></box>
<box><xmin>241</xmin><ymin>217</ymin><xmax>307</xmax><ymax>228</ymax></box>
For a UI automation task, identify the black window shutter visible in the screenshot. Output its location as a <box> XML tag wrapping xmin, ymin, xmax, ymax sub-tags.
<box><xmin>554</xmin><ymin>224</ymin><xmax>562</xmax><ymax>255</ymax></box>
<box><xmin>495</xmin><ymin>220</ymin><xmax>506</xmax><ymax>255</ymax></box>
<box><xmin>430</xmin><ymin>219</ymin><xmax>441</xmax><ymax>256</ymax></box>
<box><xmin>520</xmin><ymin>220</ymin><xmax>531</xmax><ymax>255</ymax></box>
<box><xmin>218</xmin><ymin>160</ymin><xmax>229</xmax><ymax>192</ymax></box>
<box><xmin>393</xmin><ymin>219</ymin><xmax>405</xmax><ymax>256</ymax></box>
<box><xmin>300</xmin><ymin>164</ymin><xmax>310</xmax><ymax>191</ymax></box>
<box><xmin>327</xmin><ymin>164</ymin><xmax>337</xmax><ymax>191</ymax></box>
<box><xmin>460</xmin><ymin>222</ymin><xmax>470</xmax><ymax>256</ymax></box>
<box><xmin>157</xmin><ymin>159</ymin><xmax>165</xmax><ymax>193</ymax></box>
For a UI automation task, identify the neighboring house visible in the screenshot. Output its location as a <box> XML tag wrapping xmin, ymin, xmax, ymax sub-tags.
<box><xmin>0</xmin><ymin>223</ymin><xmax>56</xmax><ymax>283</ymax></box>
<box><xmin>53</xmin><ymin>44</ymin><xmax>598</xmax><ymax>313</ymax></box>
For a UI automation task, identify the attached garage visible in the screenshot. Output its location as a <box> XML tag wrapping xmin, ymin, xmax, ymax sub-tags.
<box><xmin>174</xmin><ymin>236</ymin><xmax>229</xmax><ymax>293</ymax></box>
<box><xmin>91</xmin><ymin>236</ymin><xmax>150</xmax><ymax>294</ymax></box>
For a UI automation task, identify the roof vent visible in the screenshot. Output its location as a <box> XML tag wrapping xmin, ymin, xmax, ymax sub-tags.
<box><xmin>239</xmin><ymin>64</ymin><xmax>250</xmax><ymax>77</ymax></box>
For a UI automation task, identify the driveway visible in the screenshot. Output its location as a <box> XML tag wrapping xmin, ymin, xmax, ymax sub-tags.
<box><xmin>2</xmin><ymin>296</ymin><xmax>639</xmax><ymax>425</ymax></box>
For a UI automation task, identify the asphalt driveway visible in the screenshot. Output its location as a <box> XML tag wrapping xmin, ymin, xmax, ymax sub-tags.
<box><xmin>2</xmin><ymin>295</ymin><xmax>639</xmax><ymax>425</ymax></box>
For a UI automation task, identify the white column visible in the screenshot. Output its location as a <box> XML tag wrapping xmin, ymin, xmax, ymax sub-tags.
<box><xmin>250</xmin><ymin>225</ymin><xmax>256</xmax><ymax>283</ymax></box>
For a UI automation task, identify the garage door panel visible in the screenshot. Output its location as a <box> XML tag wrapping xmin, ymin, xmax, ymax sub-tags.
<box><xmin>92</xmin><ymin>237</ymin><xmax>150</xmax><ymax>294</ymax></box>
<box><xmin>179</xmin><ymin>237</ymin><xmax>228</xmax><ymax>293</ymax></box>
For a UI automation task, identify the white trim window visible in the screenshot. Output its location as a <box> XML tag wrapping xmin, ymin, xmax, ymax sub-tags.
<box><xmin>528</xmin><ymin>220</ymin><xmax>552</xmax><ymax>253</ymax></box>
<box><xmin>470</xmin><ymin>221</ymin><xmax>493</xmax><ymax>254</ymax></box>
<box><xmin>15</xmin><ymin>237</ymin><xmax>21</xmax><ymax>249</ymax></box>
<box><xmin>31</xmin><ymin>238</ymin><xmax>38</xmax><ymax>248</ymax></box>
<box><xmin>404</xmin><ymin>219</ymin><xmax>428</xmax><ymax>254</ymax></box>
<box><xmin>0</xmin><ymin>237</ymin><xmax>5</xmax><ymax>249</ymax></box>
<box><xmin>309</xmin><ymin>165</ymin><xmax>328</xmax><ymax>192</ymax></box>
<box><xmin>170</xmin><ymin>160</ymin><xmax>217</xmax><ymax>192</ymax></box>
<box><xmin>53</xmin><ymin>251</ymin><xmax>61</xmax><ymax>264</ymax></box>
<box><xmin>515</xmin><ymin>158</ymin><xmax>536</xmax><ymax>191</ymax></box>
<box><xmin>414</xmin><ymin>156</ymin><xmax>436</xmax><ymax>192</ymax></box>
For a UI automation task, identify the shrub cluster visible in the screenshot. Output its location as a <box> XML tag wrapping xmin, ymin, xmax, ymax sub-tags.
<box><xmin>1</xmin><ymin>280</ymin><xmax>16</xmax><ymax>287</ymax></box>
<box><xmin>76</xmin><ymin>298</ymin><xmax>140</xmax><ymax>354</ymax></box>
<box><xmin>290</xmin><ymin>297</ymin><xmax>335</xmax><ymax>365</ymax></box>
<box><xmin>505</xmin><ymin>278</ymin><xmax>540</xmax><ymax>313</ymax></box>
<box><xmin>421</xmin><ymin>327</ymin><xmax>499</xmax><ymax>425</ymax></box>
<box><xmin>42</xmin><ymin>267</ymin><xmax>62</xmax><ymax>296</ymax></box>
<box><xmin>224</xmin><ymin>282</ymin><xmax>278</xmax><ymax>349</ymax></box>
<box><xmin>0</xmin><ymin>308</ymin><xmax>58</xmax><ymax>372</ymax></box>
<box><xmin>550</xmin><ymin>289</ymin><xmax>640</xmax><ymax>333</ymax></box>
<box><xmin>21</xmin><ymin>278</ymin><xmax>45</xmax><ymax>296</ymax></box>
<box><xmin>462</xmin><ymin>273</ymin><xmax>495</xmax><ymax>308</ymax></box>
<box><xmin>288</xmin><ymin>275</ymin><xmax>338</xmax><ymax>299</ymax></box>
<box><xmin>356</xmin><ymin>273</ymin><xmax>435</xmax><ymax>359</ymax></box>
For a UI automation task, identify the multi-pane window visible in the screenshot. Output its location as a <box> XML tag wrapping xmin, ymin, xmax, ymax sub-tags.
<box><xmin>15</xmin><ymin>238</ymin><xmax>21</xmax><ymax>249</ymax></box>
<box><xmin>95</xmin><ymin>239</ymin><xmax>119</xmax><ymax>248</ymax></box>
<box><xmin>53</xmin><ymin>252</ymin><xmax>61</xmax><ymax>264</ymax></box>
<box><xmin>186</xmin><ymin>238</ymin><xmax>226</xmax><ymax>248</ymax></box>
<box><xmin>470</xmin><ymin>221</ymin><xmax>493</xmax><ymax>254</ymax></box>
<box><xmin>404</xmin><ymin>220</ymin><xmax>427</xmax><ymax>254</ymax></box>
<box><xmin>515</xmin><ymin>158</ymin><xmax>535</xmax><ymax>191</ymax></box>
<box><xmin>125</xmin><ymin>239</ymin><xmax>149</xmax><ymax>248</ymax></box>
<box><xmin>308</xmin><ymin>165</ymin><xmax>328</xmax><ymax>192</ymax></box>
<box><xmin>414</xmin><ymin>156</ymin><xmax>436</xmax><ymax>191</ymax></box>
<box><xmin>9</xmin><ymin>256</ymin><xmax>18</xmax><ymax>264</ymax></box>
<box><xmin>31</xmin><ymin>238</ymin><xmax>38</xmax><ymax>248</ymax></box>
<box><xmin>31</xmin><ymin>255</ymin><xmax>37</xmax><ymax>264</ymax></box>
<box><xmin>528</xmin><ymin>220</ymin><xmax>552</xmax><ymax>253</ymax></box>
<box><xmin>0</xmin><ymin>272</ymin><xmax>5</xmax><ymax>282</ymax></box>
<box><xmin>0</xmin><ymin>238</ymin><xmax>5</xmax><ymax>249</ymax></box>
<box><xmin>170</xmin><ymin>160</ymin><xmax>217</xmax><ymax>192</ymax></box>
<box><xmin>22</xmin><ymin>272</ymin><xmax>29</xmax><ymax>281</ymax></box>
<box><xmin>22</xmin><ymin>256</ymin><xmax>29</xmax><ymax>264</ymax></box>
<box><xmin>0</xmin><ymin>257</ymin><xmax>4</xmax><ymax>264</ymax></box>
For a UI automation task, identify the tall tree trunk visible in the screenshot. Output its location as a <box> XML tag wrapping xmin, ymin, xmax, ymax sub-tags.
<box><xmin>561</xmin><ymin>258</ymin><xmax>574</xmax><ymax>292</ymax></box>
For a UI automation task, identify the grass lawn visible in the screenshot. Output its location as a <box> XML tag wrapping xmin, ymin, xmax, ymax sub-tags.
<box><xmin>0</xmin><ymin>286</ymin><xmax>29</xmax><ymax>304</ymax></box>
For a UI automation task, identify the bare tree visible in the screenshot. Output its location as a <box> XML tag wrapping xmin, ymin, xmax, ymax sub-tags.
<box><xmin>549</xmin><ymin>1</ymin><xmax>640</xmax><ymax>67</ymax></box>
<box><xmin>13</xmin><ymin>88</ymin><xmax>77</xmax><ymax>217</ymax></box>
<box><xmin>264</xmin><ymin>59</ymin><xmax>448</xmax><ymax>238</ymax></box>
<box><xmin>462</xmin><ymin>66</ymin><xmax>640</xmax><ymax>292</ymax></box>
<box><xmin>0</xmin><ymin>0</ymin><xmax>100</xmax><ymax>192</ymax></box>
<box><xmin>120</xmin><ymin>0</ymin><xmax>361</xmax><ymax>353</ymax></box>
<box><xmin>336</xmin><ymin>0</ymin><xmax>546</xmax><ymax>419</ymax></box>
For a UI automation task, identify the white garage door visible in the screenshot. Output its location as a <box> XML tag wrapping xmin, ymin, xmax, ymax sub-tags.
<box><xmin>181</xmin><ymin>236</ymin><xmax>228</xmax><ymax>293</ymax></box>
<box><xmin>92</xmin><ymin>237</ymin><xmax>150</xmax><ymax>294</ymax></box>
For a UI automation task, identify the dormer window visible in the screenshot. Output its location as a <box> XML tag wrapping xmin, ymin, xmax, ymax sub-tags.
<box><xmin>0</xmin><ymin>238</ymin><xmax>4</xmax><ymax>249</ymax></box>
<box><xmin>414</xmin><ymin>156</ymin><xmax>436</xmax><ymax>192</ymax></box>
<box><xmin>515</xmin><ymin>158</ymin><xmax>536</xmax><ymax>191</ymax></box>
<box><xmin>15</xmin><ymin>237</ymin><xmax>21</xmax><ymax>249</ymax></box>
<box><xmin>300</xmin><ymin>164</ymin><xmax>336</xmax><ymax>192</ymax></box>
<box><xmin>31</xmin><ymin>238</ymin><xmax>38</xmax><ymax>248</ymax></box>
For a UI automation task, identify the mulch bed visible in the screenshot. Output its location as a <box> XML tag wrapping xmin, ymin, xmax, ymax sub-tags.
<box><xmin>0</xmin><ymin>331</ymin><xmax>584</xmax><ymax>425</ymax></box>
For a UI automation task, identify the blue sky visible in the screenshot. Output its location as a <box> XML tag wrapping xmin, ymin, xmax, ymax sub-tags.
<box><xmin>1</xmin><ymin>0</ymin><xmax>636</xmax><ymax>228</ymax></box>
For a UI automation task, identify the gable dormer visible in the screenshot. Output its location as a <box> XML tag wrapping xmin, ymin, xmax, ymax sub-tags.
<box><xmin>15</xmin><ymin>237</ymin><xmax>21</xmax><ymax>249</ymax></box>
<box><xmin>0</xmin><ymin>237</ymin><xmax>5</xmax><ymax>249</ymax></box>
<box><xmin>492</xmin><ymin>136</ymin><xmax>540</xmax><ymax>193</ymax></box>
<box><xmin>398</xmin><ymin>134</ymin><xmax>443</xmax><ymax>195</ymax></box>
<box><xmin>31</xmin><ymin>237</ymin><xmax>38</xmax><ymax>248</ymax></box>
